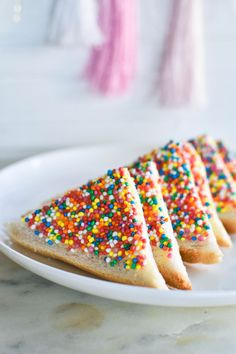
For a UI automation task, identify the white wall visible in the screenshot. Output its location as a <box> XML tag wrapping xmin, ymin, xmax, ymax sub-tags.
<box><xmin>0</xmin><ymin>0</ymin><xmax>236</xmax><ymax>161</ymax></box>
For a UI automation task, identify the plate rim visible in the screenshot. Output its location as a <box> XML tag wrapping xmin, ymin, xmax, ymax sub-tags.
<box><xmin>1</xmin><ymin>239</ymin><xmax>236</xmax><ymax>307</ymax></box>
<box><xmin>0</xmin><ymin>142</ymin><xmax>152</xmax><ymax>175</ymax></box>
<box><xmin>1</xmin><ymin>144</ymin><xmax>236</xmax><ymax>307</ymax></box>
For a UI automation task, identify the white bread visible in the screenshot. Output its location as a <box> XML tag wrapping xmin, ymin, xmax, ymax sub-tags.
<box><xmin>210</xmin><ymin>213</ymin><xmax>232</xmax><ymax>246</ymax></box>
<box><xmin>129</xmin><ymin>161</ymin><xmax>191</xmax><ymax>290</ymax></box>
<box><xmin>8</xmin><ymin>168</ymin><xmax>167</xmax><ymax>289</ymax></box>
<box><xmin>182</xmin><ymin>142</ymin><xmax>232</xmax><ymax>247</ymax></box>
<box><xmin>191</xmin><ymin>135</ymin><xmax>236</xmax><ymax>235</ymax></box>
<box><xmin>217</xmin><ymin>140</ymin><xmax>236</xmax><ymax>183</ymax></box>
<box><xmin>216</xmin><ymin>140</ymin><xmax>236</xmax><ymax>233</ymax></box>
<box><xmin>217</xmin><ymin>210</ymin><xmax>236</xmax><ymax>234</ymax></box>
<box><xmin>139</xmin><ymin>141</ymin><xmax>223</xmax><ymax>264</ymax></box>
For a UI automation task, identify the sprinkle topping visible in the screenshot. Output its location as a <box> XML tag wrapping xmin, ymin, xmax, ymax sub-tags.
<box><xmin>142</xmin><ymin>141</ymin><xmax>211</xmax><ymax>242</ymax></box>
<box><xmin>22</xmin><ymin>168</ymin><xmax>147</xmax><ymax>270</ymax></box>
<box><xmin>130</xmin><ymin>161</ymin><xmax>173</xmax><ymax>258</ymax></box>
<box><xmin>182</xmin><ymin>142</ymin><xmax>215</xmax><ymax>219</ymax></box>
<box><xmin>191</xmin><ymin>136</ymin><xmax>236</xmax><ymax>213</ymax></box>
<box><xmin>217</xmin><ymin>140</ymin><xmax>236</xmax><ymax>182</ymax></box>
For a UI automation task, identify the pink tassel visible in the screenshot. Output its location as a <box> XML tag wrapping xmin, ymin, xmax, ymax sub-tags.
<box><xmin>158</xmin><ymin>0</ymin><xmax>206</xmax><ymax>107</ymax></box>
<box><xmin>85</xmin><ymin>0</ymin><xmax>137</xmax><ymax>95</ymax></box>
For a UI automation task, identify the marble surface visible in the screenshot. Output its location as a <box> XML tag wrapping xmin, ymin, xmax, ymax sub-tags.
<box><xmin>1</xmin><ymin>252</ymin><xmax>236</xmax><ymax>354</ymax></box>
<box><xmin>1</xmin><ymin>161</ymin><xmax>236</xmax><ymax>354</ymax></box>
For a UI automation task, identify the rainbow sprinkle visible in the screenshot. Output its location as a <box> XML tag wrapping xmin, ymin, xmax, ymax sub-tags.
<box><xmin>22</xmin><ymin>168</ymin><xmax>147</xmax><ymax>270</ymax></box>
<box><xmin>217</xmin><ymin>140</ymin><xmax>236</xmax><ymax>183</ymax></box>
<box><xmin>191</xmin><ymin>135</ymin><xmax>236</xmax><ymax>213</ymax></box>
<box><xmin>129</xmin><ymin>161</ymin><xmax>173</xmax><ymax>258</ymax></box>
<box><xmin>142</xmin><ymin>141</ymin><xmax>212</xmax><ymax>242</ymax></box>
<box><xmin>182</xmin><ymin>142</ymin><xmax>215</xmax><ymax>219</ymax></box>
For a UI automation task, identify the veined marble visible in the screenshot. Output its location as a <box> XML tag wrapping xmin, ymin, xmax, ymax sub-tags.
<box><xmin>1</xmin><ymin>245</ymin><xmax>236</xmax><ymax>354</ymax></box>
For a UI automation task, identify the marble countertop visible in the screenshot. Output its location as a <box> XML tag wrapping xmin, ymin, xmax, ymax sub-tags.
<box><xmin>1</xmin><ymin>160</ymin><xmax>236</xmax><ymax>354</ymax></box>
<box><xmin>1</xmin><ymin>252</ymin><xmax>236</xmax><ymax>354</ymax></box>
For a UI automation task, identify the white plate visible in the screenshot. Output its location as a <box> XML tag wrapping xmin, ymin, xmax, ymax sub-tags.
<box><xmin>1</xmin><ymin>144</ymin><xmax>236</xmax><ymax>307</ymax></box>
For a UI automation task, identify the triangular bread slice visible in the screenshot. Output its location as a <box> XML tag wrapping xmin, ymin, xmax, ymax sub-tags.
<box><xmin>191</xmin><ymin>135</ymin><xmax>236</xmax><ymax>234</ymax></box>
<box><xmin>140</xmin><ymin>141</ymin><xmax>222</xmax><ymax>264</ymax></box>
<box><xmin>8</xmin><ymin>168</ymin><xmax>167</xmax><ymax>289</ymax></box>
<box><xmin>217</xmin><ymin>140</ymin><xmax>236</xmax><ymax>182</ymax></box>
<box><xmin>129</xmin><ymin>161</ymin><xmax>191</xmax><ymax>289</ymax></box>
<box><xmin>182</xmin><ymin>142</ymin><xmax>232</xmax><ymax>248</ymax></box>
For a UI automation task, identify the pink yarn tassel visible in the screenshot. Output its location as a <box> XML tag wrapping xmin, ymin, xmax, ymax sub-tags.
<box><xmin>85</xmin><ymin>0</ymin><xmax>137</xmax><ymax>95</ymax></box>
<box><xmin>158</xmin><ymin>0</ymin><xmax>206</xmax><ymax>107</ymax></box>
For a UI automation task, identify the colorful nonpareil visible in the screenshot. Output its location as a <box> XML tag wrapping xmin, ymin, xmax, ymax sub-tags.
<box><xmin>182</xmin><ymin>142</ymin><xmax>232</xmax><ymax>247</ymax></box>
<box><xmin>190</xmin><ymin>135</ymin><xmax>236</xmax><ymax>214</ymax></box>
<box><xmin>140</xmin><ymin>141</ymin><xmax>222</xmax><ymax>264</ymax></box>
<box><xmin>129</xmin><ymin>161</ymin><xmax>173</xmax><ymax>257</ymax></box>
<box><xmin>182</xmin><ymin>142</ymin><xmax>215</xmax><ymax>218</ymax></box>
<box><xmin>217</xmin><ymin>140</ymin><xmax>236</xmax><ymax>183</ymax></box>
<box><xmin>22</xmin><ymin>168</ymin><xmax>148</xmax><ymax>270</ymax></box>
<box><xmin>154</xmin><ymin>142</ymin><xmax>211</xmax><ymax>242</ymax></box>
<box><xmin>129</xmin><ymin>161</ymin><xmax>191</xmax><ymax>289</ymax></box>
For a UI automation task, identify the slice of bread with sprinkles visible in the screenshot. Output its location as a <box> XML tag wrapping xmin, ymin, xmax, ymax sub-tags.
<box><xmin>129</xmin><ymin>161</ymin><xmax>192</xmax><ymax>290</ymax></box>
<box><xmin>140</xmin><ymin>141</ymin><xmax>223</xmax><ymax>264</ymax></box>
<box><xmin>182</xmin><ymin>142</ymin><xmax>232</xmax><ymax>248</ymax></box>
<box><xmin>8</xmin><ymin>168</ymin><xmax>167</xmax><ymax>289</ymax></box>
<box><xmin>217</xmin><ymin>140</ymin><xmax>236</xmax><ymax>183</ymax></box>
<box><xmin>191</xmin><ymin>135</ymin><xmax>236</xmax><ymax>234</ymax></box>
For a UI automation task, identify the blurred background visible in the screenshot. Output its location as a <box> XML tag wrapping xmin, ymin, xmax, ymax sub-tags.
<box><xmin>0</xmin><ymin>0</ymin><xmax>236</xmax><ymax>164</ymax></box>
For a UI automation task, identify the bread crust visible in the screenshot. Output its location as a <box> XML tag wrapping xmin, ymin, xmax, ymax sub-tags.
<box><xmin>130</xmin><ymin>162</ymin><xmax>192</xmax><ymax>290</ymax></box>
<box><xmin>8</xmin><ymin>222</ymin><xmax>168</xmax><ymax>289</ymax></box>
<box><xmin>156</xmin><ymin>263</ymin><xmax>192</xmax><ymax>290</ymax></box>
<box><xmin>218</xmin><ymin>210</ymin><xmax>236</xmax><ymax>234</ymax></box>
<box><xmin>181</xmin><ymin>142</ymin><xmax>231</xmax><ymax>248</ymax></box>
<box><xmin>210</xmin><ymin>214</ymin><xmax>232</xmax><ymax>247</ymax></box>
<box><xmin>180</xmin><ymin>245</ymin><xmax>222</xmax><ymax>264</ymax></box>
<box><xmin>152</xmin><ymin>244</ymin><xmax>192</xmax><ymax>290</ymax></box>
